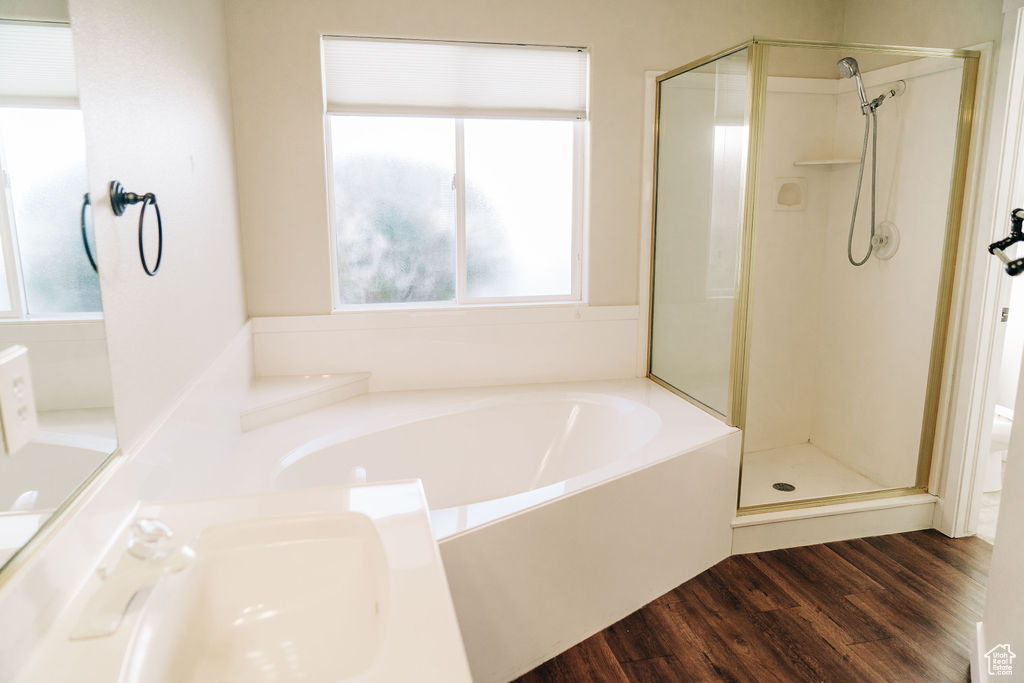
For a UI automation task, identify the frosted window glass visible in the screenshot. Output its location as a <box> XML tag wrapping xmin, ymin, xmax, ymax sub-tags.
<box><xmin>330</xmin><ymin>115</ymin><xmax>457</xmax><ymax>304</ymax></box>
<box><xmin>0</xmin><ymin>107</ymin><xmax>99</xmax><ymax>314</ymax></box>
<box><xmin>464</xmin><ymin>119</ymin><xmax>574</xmax><ymax>298</ymax></box>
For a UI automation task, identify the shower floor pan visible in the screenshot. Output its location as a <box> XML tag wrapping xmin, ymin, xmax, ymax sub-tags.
<box><xmin>740</xmin><ymin>442</ymin><xmax>881</xmax><ymax>507</ymax></box>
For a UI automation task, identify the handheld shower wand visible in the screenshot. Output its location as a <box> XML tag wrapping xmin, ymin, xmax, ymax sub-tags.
<box><xmin>836</xmin><ymin>57</ymin><xmax>905</xmax><ymax>266</ymax></box>
<box><xmin>837</xmin><ymin>57</ymin><xmax>870</xmax><ymax>113</ymax></box>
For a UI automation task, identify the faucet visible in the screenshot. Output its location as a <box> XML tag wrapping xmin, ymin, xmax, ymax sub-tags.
<box><xmin>69</xmin><ymin>518</ymin><xmax>194</xmax><ymax>640</ymax></box>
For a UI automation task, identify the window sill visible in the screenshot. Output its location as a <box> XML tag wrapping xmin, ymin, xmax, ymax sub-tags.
<box><xmin>0</xmin><ymin>315</ymin><xmax>103</xmax><ymax>325</ymax></box>
<box><xmin>331</xmin><ymin>299</ymin><xmax>581</xmax><ymax>314</ymax></box>
<box><xmin>253</xmin><ymin>302</ymin><xmax>640</xmax><ymax>333</ymax></box>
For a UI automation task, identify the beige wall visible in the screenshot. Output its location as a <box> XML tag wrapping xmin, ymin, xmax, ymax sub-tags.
<box><xmin>225</xmin><ymin>0</ymin><xmax>846</xmax><ymax>315</ymax></box>
<box><xmin>70</xmin><ymin>0</ymin><xmax>247</xmax><ymax>448</ymax></box>
<box><xmin>840</xmin><ymin>0</ymin><xmax>1003</xmax><ymax>48</ymax></box>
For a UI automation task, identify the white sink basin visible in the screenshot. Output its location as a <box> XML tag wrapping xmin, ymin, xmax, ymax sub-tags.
<box><xmin>122</xmin><ymin>513</ymin><xmax>390</xmax><ymax>682</ymax></box>
<box><xmin>17</xmin><ymin>482</ymin><xmax>471</xmax><ymax>683</ymax></box>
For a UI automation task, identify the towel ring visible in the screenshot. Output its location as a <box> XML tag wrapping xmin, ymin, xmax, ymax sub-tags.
<box><xmin>80</xmin><ymin>192</ymin><xmax>98</xmax><ymax>273</ymax></box>
<box><xmin>137</xmin><ymin>193</ymin><xmax>162</xmax><ymax>276</ymax></box>
<box><xmin>109</xmin><ymin>180</ymin><xmax>163</xmax><ymax>276</ymax></box>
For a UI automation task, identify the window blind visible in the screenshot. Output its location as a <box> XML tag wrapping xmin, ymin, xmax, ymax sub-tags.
<box><xmin>322</xmin><ymin>37</ymin><xmax>588</xmax><ymax>120</ymax></box>
<box><xmin>0</xmin><ymin>22</ymin><xmax>77</xmax><ymax>103</ymax></box>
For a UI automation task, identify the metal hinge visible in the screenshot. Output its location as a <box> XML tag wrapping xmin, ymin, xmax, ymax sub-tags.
<box><xmin>1001</xmin><ymin>307</ymin><xmax>1010</xmax><ymax>323</ymax></box>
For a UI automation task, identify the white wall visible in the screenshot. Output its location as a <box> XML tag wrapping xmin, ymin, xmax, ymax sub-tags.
<box><xmin>71</xmin><ymin>0</ymin><xmax>247</xmax><ymax>448</ymax></box>
<box><xmin>0</xmin><ymin>0</ymin><xmax>68</xmax><ymax>22</ymax></box>
<box><xmin>224</xmin><ymin>0</ymin><xmax>847</xmax><ymax>316</ymax></box>
<box><xmin>0</xmin><ymin>0</ymin><xmax>251</xmax><ymax>679</ymax></box>
<box><xmin>840</xmin><ymin>0</ymin><xmax>1003</xmax><ymax>49</ymax></box>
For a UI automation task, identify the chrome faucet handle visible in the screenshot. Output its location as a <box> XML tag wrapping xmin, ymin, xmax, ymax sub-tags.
<box><xmin>127</xmin><ymin>518</ymin><xmax>177</xmax><ymax>561</ymax></box>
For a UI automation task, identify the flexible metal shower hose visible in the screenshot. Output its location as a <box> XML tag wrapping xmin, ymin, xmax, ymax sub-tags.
<box><xmin>847</xmin><ymin>109</ymin><xmax>878</xmax><ymax>267</ymax></box>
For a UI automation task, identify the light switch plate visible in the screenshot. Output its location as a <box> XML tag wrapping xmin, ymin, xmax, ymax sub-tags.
<box><xmin>0</xmin><ymin>344</ymin><xmax>37</xmax><ymax>455</ymax></box>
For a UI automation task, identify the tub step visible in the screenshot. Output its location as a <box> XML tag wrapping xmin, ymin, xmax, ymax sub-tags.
<box><xmin>242</xmin><ymin>372</ymin><xmax>370</xmax><ymax>432</ymax></box>
<box><xmin>731</xmin><ymin>493</ymin><xmax>937</xmax><ymax>553</ymax></box>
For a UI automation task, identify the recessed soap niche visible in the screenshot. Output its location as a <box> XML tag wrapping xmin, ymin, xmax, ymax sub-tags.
<box><xmin>773</xmin><ymin>177</ymin><xmax>807</xmax><ymax>211</ymax></box>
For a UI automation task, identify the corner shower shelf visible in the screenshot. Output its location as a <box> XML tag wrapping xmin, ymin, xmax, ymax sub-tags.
<box><xmin>793</xmin><ymin>159</ymin><xmax>860</xmax><ymax>167</ymax></box>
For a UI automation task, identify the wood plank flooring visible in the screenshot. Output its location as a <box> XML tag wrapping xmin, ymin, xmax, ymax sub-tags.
<box><xmin>515</xmin><ymin>530</ymin><xmax>992</xmax><ymax>682</ymax></box>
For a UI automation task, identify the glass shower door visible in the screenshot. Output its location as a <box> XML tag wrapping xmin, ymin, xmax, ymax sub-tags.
<box><xmin>649</xmin><ymin>48</ymin><xmax>752</xmax><ymax>422</ymax></box>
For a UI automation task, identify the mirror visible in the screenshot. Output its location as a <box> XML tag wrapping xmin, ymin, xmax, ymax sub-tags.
<box><xmin>0</xmin><ymin>17</ymin><xmax>117</xmax><ymax>569</ymax></box>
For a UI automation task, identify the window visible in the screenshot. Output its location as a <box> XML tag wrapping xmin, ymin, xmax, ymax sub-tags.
<box><xmin>0</xmin><ymin>22</ymin><xmax>99</xmax><ymax>318</ymax></box>
<box><xmin>322</xmin><ymin>37</ymin><xmax>588</xmax><ymax>307</ymax></box>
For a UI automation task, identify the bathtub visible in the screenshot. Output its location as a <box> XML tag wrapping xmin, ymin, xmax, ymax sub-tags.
<box><xmin>252</xmin><ymin>379</ymin><xmax>741</xmax><ymax>682</ymax></box>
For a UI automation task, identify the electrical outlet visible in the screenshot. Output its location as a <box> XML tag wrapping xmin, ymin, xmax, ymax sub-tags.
<box><xmin>0</xmin><ymin>345</ymin><xmax>37</xmax><ymax>455</ymax></box>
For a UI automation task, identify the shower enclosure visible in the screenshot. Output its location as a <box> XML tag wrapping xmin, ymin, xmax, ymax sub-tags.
<box><xmin>647</xmin><ymin>38</ymin><xmax>979</xmax><ymax>512</ymax></box>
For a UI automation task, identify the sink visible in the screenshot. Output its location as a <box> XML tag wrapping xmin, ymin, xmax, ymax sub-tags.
<box><xmin>16</xmin><ymin>482</ymin><xmax>471</xmax><ymax>683</ymax></box>
<box><xmin>121</xmin><ymin>513</ymin><xmax>390</xmax><ymax>682</ymax></box>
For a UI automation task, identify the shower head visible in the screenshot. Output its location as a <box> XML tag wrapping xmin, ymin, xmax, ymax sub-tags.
<box><xmin>836</xmin><ymin>56</ymin><xmax>859</xmax><ymax>79</ymax></box>
<box><xmin>837</xmin><ymin>56</ymin><xmax>869</xmax><ymax>112</ymax></box>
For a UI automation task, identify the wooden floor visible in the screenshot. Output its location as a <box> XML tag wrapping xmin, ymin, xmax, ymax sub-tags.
<box><xmin>516</xmin><ymin>530</ymin><xmax>992</xmax><ymax>682</ymax></box>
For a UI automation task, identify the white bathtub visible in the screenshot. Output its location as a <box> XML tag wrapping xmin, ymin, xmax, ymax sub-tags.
<box><xmin>248</xmin><ymin>378</ymin><xmax>741</xmax><ymax>681</ymax></box>
<box><xmin>274</xmin><ymin>390</ymin><xmax>684</xmax><ymax>536</ymax></box>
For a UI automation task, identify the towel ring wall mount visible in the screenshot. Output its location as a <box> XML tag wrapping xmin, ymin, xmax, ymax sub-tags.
<box><xmin>109</xmin><ymin>180</ymin><xmax>163</xmax><ymax>276</ymax></box>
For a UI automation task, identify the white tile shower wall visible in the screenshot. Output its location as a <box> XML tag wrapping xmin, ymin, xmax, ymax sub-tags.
<box><xmin>0</xmin><ymin>323</ymin><xmax>251</xmax><ymax>683</ymax></box>
<box><xmin>744</xmin><ymin>86</ymin><xmax>835</xmax><ymax>452</ymax></box>
<box><xmin>812</xmin><ymin>61</ymin><xmax>964</xmax><ymax>488</ymax></box>
<box><xmin>251</xmin><ymin>306</ymin><xmax>640</xmax><ymax>390</ymax></box>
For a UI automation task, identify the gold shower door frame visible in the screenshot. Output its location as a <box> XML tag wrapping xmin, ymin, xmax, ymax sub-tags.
<box><xmin>646</xmin><ymin>37</ymin><xmax>980</xmax><ymax>514</ymax></box>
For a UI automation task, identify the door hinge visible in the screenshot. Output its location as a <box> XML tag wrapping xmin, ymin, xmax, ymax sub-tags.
<box><xmin>1001</xmin><ymin>307</ymin><xmax>1010</xmax><ymax>323</ymax></box>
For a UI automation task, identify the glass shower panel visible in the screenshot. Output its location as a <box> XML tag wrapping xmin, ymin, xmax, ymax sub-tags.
<box><xmin>739</xmin><ymin>44</ymin><xmax>970</xmax><ymax>508</ymax></box>
<box><xmin>649</xmin><ymin>49</ymin><xmax>749</xmax><ymax>418</ymax></box>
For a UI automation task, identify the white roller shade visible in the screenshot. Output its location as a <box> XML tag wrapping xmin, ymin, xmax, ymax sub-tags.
<box><xmin>323</xmin><ymin>37</ymin><xmax>588</xmax><ymax>120</ymax></box>
<box><xmin>0</xmin><ymin>22</ymin><xmax>77</xmax><ymax>103</ymax></box>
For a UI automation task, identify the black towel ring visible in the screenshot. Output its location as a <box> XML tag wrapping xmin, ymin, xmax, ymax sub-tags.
<box><xmin>137</xmin><ymin>193</ymin><xmax>162</xmax><ymax>276</ymax></box>
<box><xmin>80</xmin><ymin>192</ymin><xmax>98</xmax><ymax>273</ymax></box>
<box><xmin>109</xmin><ymin>180</ymin><xmax>163</xmax><ymax>276</ymax></box>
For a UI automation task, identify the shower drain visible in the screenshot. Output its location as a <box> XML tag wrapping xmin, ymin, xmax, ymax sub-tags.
<box><xmin>772</xmin><ymin>482</ymin><xmax>796</xmax><ymax>492</ymax></box>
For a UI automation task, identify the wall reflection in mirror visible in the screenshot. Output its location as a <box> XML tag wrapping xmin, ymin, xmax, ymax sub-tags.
<box><xmin>0</xmin><ymin>20</ymin><xmax>116</xmax><ymax>569</ymax></box>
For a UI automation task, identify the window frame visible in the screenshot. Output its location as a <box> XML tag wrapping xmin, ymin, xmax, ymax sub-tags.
<box><xmin>324</xmin><ymin>114</ymin><xmax>586</xmax><ymax>311</ymax></box>
<box><xmin>0</xmin><ymin>101</ymin><xmax>102</xmax><ymax>322</ymax></box>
